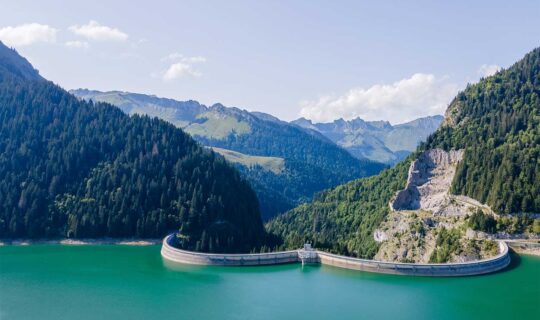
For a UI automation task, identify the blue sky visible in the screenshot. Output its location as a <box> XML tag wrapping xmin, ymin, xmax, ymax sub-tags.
<box><xmin>1</xmin><ymin>0</ymin><xmax>539</xmax><ymax>123</ymax></box>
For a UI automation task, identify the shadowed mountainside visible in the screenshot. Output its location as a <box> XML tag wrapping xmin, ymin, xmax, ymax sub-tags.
<box><xmin>0</xmin><ymin>41</ymin><xmax>266</xmax><ymax>253</ymax></box>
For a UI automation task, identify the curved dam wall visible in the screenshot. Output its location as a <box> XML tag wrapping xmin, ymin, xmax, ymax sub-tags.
<box><xmin>161</xmin><ymin>235</ymin><xmax>511</xmax><ymax>276</ymax></box>
<box><xmin>161</xmin><ymin>236</ymin><xmax>298</xmax><ymax>266</ymax></box>
<box><xmin>317</xmin><ymin>241</ymin><xmax>510</xmax><ymax>276</ymax></box>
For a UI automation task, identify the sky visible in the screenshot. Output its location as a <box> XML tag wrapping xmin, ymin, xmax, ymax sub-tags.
<box><xmin>0</xmin><ymin>0</ymin><xmax>538</xmax><ymax>124</ymax></box>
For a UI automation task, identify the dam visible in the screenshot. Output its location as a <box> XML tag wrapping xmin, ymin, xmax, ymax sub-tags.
<box><xmin>161</xmin><ymin>234</ymin><xmax>511</xmax><ymax>277</ymax></box>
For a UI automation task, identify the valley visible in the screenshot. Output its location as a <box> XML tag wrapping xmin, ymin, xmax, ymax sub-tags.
<box><xmin>70</xmin><ymin>89</ymin><xmax>387</xmax><ymax>219</ymax></box>
<box><xmin>1</xmin><ymin>42</ymin><xmax>538</xmax><ymax>266</ymax></box>
<box><xmin>1</xmin><ymin>3</ymin><xmax>539</xmax><ymax>319</ymax></box>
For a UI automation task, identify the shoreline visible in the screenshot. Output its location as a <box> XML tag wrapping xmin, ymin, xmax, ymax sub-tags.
<box><xmin>0</xmin><ymin>238</ymin><xmax>161</xmax><ymax>246</ymax></box>
<box><xmin>513</xmin><ymin>250</ymin><xmax>540</xmax><ymax>257</ymax></box>
<box><xmin>505</xmin><ymin>239</ymin><xmax>540</xmax><ymax>257</ymax></box>
<box><xmin>3</xmin><ymin>238</ymin><xmax>537</xmax><ymax>258</ymax></box>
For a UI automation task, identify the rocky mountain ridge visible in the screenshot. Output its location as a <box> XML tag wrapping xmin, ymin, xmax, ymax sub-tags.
<box><xmin>292</xmin><ymin>115</ymin><xmax>443</xmax><ymax>164</ymax></box>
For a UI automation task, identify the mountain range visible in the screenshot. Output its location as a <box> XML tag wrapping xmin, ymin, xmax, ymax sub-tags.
<box><xmin>70</xmin><ymin>89</ymin><xmax>443</xmax><ymax>219</ymax></box>
<box><xmin>70</xmin><ymin>89</ymin><xmax>386</xmax><ymax>219</ymax></box>
<box><xmin>292</xmin><ymin>115</ymin><xmax>443</xmax><ymax>164</ymax></box>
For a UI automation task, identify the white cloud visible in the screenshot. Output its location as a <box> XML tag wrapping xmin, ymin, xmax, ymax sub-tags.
<box><xmin>161</xmin><ymin>53</ymin><xmax>206</xmax><ymax>80</ymax></box>
<box><xmin>299</xmin><ymin>73</ymin><xmax>460</xmax><ymax>124</ymax></box>
<box><xmin>68</xmin><ymin>20</ymin><xmax>128</xmax><ymax>41</ymax></box>
<box><xmin>0</xmin><ymin>23</ymin><xmax>57</xmax><ymax>47</ymax></box>
<box><xmin>163</xmin><ymin>62</ymin><xmax>202</xmax><ymax>79</ymax></box>
<box><xmin>478</xmin><ymin>64</ymin><xmax>501</xmax><ymax>78</ymax></box>
<box><xmin>65</xmin><ymin>40</ymin><xmax>89</xmax><ymax>49</ymax></box>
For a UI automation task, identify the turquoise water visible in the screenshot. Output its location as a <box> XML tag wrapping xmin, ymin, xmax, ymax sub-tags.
<box><xmin>0</xmin><ymin>245</ymin><xmax>539</xmax><ymax>320</ymax></box>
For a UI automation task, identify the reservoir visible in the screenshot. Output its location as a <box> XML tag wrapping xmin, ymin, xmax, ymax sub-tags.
<box><xmin>1</xmin><ymin>245</ymin><xmax>539</xmax><ymax>320</ymax></box>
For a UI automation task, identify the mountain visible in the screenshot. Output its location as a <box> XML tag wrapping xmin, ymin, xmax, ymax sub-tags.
<box><xmin>292</xmin><ymin>115</ymin><xmax>443</xmax><ymax>164</ymax></box>
<box><xmin>0</xmin><ymin>44</ymin><xmax>44</xmax><ymax>81</ymax></box>
<box><xmin>0</xmin><ymin>41</ymin><xmax>266</xmax><ymax>253</ymax></box>
<box><xmin>70</xmin><ymin>89</ymin><xmax>386</xmax><ymax>220</ymax></box>
<box><xmin>268</xmin><ymin>48</ymin><xmax>540</xmax><ymax>262</ymax></box>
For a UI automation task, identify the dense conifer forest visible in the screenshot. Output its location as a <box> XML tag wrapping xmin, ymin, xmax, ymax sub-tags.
<box><xmin>266</xmin><ymin>159</ymin><xmax>410</xmax><ymax>257</ymax></box>
<box><xmin>424</xmin><ymin>48</ymin><xmax>540</xmax><ymax>214</ymax></box>
<box><xmin>0</xmin><ymin>42</ymin><xmax>266</xmax><ymax>253</ymax></box>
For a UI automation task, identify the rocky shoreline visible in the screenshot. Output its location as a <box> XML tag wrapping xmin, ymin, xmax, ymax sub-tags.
<box><xmin>505</xmin><ymin>240</ymin><xmax>540</xmax><ymax>257</ymax></box>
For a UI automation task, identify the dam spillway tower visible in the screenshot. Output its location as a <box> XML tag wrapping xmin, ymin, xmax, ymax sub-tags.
<box><xmin>298</xmin><ymin>243</ymin><xmax>318</xmax><ymax>266</ymax></box>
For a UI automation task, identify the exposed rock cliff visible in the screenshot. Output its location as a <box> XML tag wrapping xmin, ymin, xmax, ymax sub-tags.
<box><xmin>391</xmin><ymin>149</ymin><xmax>464</xmax><ymax>215</ymax></box>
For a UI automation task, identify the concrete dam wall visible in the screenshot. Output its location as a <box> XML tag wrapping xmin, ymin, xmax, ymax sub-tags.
<box><xmin>161</xmin><ymin>235</ymin><xmax>511</xmax><ymax>277</ymax></box>
<box><xmin>161</xmin><ymin>236</ymin><xmax>299</xmax><ymax>266</ymax></box>
<box><xmin>317</xmin><ymin>241</ymin><xmax>510</xmax><ymax>276</ymax></box>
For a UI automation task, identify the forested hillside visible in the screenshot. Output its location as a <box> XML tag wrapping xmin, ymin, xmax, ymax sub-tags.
<box><xmin>0</xmin><ymin>42</ymin><xmax>265</xmax><ymax>253</ymax></box>
<box><xmin>268</xmin><ymin>47</ymin><xmax>540</xmax><ymax>258</ymax></box>
<box><xmin>424</xmin><ymin>48</ymin><xmax>540</xmax><ymax>214</ymax></box>
<box><xmin>0</xmin><ymin>45</ymin><xmax>44</xmax><ymax>81</ymax></box>
<box><xmin>196</xmin><ymin>108</ymin><xmax>385</xmax><ymax>219</ymax></box>
<box><xmin>266</xmin><ymin>159</ymin><xmax>410</xmax><ymax>257</ymax></box>
<box><xmin>72</xmin><ymin>89</ymin><xmax>385</xmax><ymax>220</ymax></box>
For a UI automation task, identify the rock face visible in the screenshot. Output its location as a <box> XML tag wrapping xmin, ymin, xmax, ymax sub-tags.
<box><xmin>391</xmin><ymin>149</ymin><xmax>464</xmax><ymax>215</ymax></box>
<box><xmin>375</xmin><ymin>148</ymin><xmax>500</xmax><ymax>263</ymax></box>
<box><xmin>373</xmin><ymin>230</ymin><xmax>388</xmax><ymax>243</ymax></box>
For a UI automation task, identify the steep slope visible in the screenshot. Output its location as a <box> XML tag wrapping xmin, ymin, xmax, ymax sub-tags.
<box><xmin>424</xmin><ymin>50</ymin><xmax>539</xmax><ymax>214</ymax></box>
<box><xmin>374</xmin><ymin>149</ymin><xmax>499</xmax><ymax>263</ymax></box>
<box><xmin>72</xmin><ymin>89</ymin><xmax>206</xmax><ymax>128</ymax></box>
<box><xmin>210</xmin><ymin>147</ymin><xmax>285</xmax><ymax>175</ymax></box>
<box><xmin>0</xmin><ymin>44</ymin><xmax>44</xmax><ymax>81</ymax></box>
<box><xmin>0</xmin><ymin>42</ymin><xmax>265</xmax><ymax>253</ymax></box>
<box><xmin>268</xmin><ymin>48</ymin><xmax>540</xmax><ymax>261</ymax></box>
<box><xmin>71</xmin><ymin>89</ymin><xmax>386</xmax><ymax>220</ymax></box>
<box><xmin>292</xmin><ymin>115</ymin><xmax>443</xmax><ymax>164</ymax></box>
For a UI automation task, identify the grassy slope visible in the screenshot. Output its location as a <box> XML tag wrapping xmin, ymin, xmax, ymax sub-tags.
<box><xmin>211</xmin><ymin>147</ymin><xmax>285</xmax><ymax>174</ymax></box>
<box><xmin>186</xmin><ymin>111</ymin><xmax>251</xmax><ymax>140</ymax></box>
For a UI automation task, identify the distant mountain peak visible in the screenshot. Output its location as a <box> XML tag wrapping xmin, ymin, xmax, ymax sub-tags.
<box><xmin>210</xmin><ymin>102</ymin><xmax>226</xmax><ymax>109</ymax></box>
<box><xmin>292</xmin><ymin>114</ymin><xmax>443</xmax><ymax>164</ymax></box>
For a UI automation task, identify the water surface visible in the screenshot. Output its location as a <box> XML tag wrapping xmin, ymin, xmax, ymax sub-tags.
<box><xmin>1</xmin><ymin>245</ymin><xmax>539</xmax><ymax>319</ymax></box>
